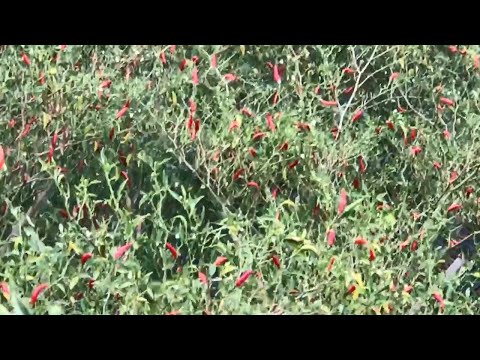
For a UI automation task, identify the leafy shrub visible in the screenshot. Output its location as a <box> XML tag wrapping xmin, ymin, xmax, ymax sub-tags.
<box><xmin>1</xmin><ymin>45</ymin><xmax>480</xmax><ymax>315</ymax></box>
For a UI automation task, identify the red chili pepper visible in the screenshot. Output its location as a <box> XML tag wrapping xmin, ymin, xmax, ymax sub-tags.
<box><xmin>320</xmin><ymin>99</ymin><xmax>337</xmax><ymax>107</ymax></box>
<box><xmin>60</xmin><ymin>45</ymin><xmax>67</xmax><ymax>51</ymax></box>
<box><xmin>342</xmin><ymin>86</ymin><xmax>353</xmax><ymax>95</ymax></box>
<box><xmin>186</xmin><ymin>114</ymin><xmax>194</xmax><ymax>130</ymax></box>
<box><xmin>329</xmin><ymin>127</ymin><xmax>339</xmax><ymax>141</ymax></box>
<box><xmin>296</xmin><ymin>122</ymin><xmax>311</xmax><ymax>131</ymax></box>
<box><xmin>369</xmin><ymin>248</ymin><xmax>376</xmax><ymax>261</ymax></box>
<box><xmin>351</xmin><ymin>177</ymin><xmax>359</xmax><ymax>189</ymax></box>
<box><xmin>252</xmin><ymin>131</ymin><xmax>266</xmax><ymax>141</ymax></box>
<box><xmin>81</xmin><ymin>252</ymin><xmax>93</xmax><ymax>265</ymax></box>
<box><xmin>338</xmin><ymin>188</ymin><xmax>347</xmax><ymax>215</ymax></box>
<box><xmin>273</xmin><ymin>64</ymin><xmax>282</xmax><ymax>84</ymax></box>
<box><xmin>160</xmin><ymin>51</ymin><xmax>167</xmax><ymax>65</ymax></box>
<box><xmin>233</xmin><ymin>168</ymin><xmax>244</xmax><ymax>181</ymax></box>
<box><xmin>72</xmin><ymin>205</ymin><xmax>80</xmax><ymax>218</ymax></box>
<box><xmin>235</xmin><ymin>270</ymin><xmax>254</xmax><ymax>287</ymax></box>
<box><xmin>411</xmin><ymin>240</ymin><xmax>418</xmax><ymax>251</ymax></box>
<box><xmin>314</xmin><ymin>85</ymin><xmax>321</xmax><ymax>95</ymax></box>
<box><xmin>248</xmin><ymin>147</ymin><xmax>257</xmax><ymax>157</ymax></box>
<box><xmin>266</xmin><ymin>113</ymin><xmax>275</xmax><ymax>132</ymax></box>
<box><xmin>228</xmin><ymin>119</ymin><xmax>240</xmax><ymax>132</ymax></box>
<box><xmin>50</xmin><ymin>133</ymin><xmax>58</xmax><ymax>150</ymax></box>
<box><xmin>271</xmin><ymin>255</ymin><xmax>281</xmax><ymax>269</ymax></box>
<box><xmin>88</xmin><ymin>278</ymin><xmax>95</xmax><ymax>289</ymax></box>
<box><xmin>440</xmin><ymin>97</ymin><xmax>455</xmax><ymax>107</ymax></box>
<box><xmin>273</xmin><ymin>91</ymin><xmax>279</xmax><ymax>105</ymax></box>
<box><xmin>101</xmin><ymin>80</ymin><xmax>112</xmax><ymax>89</ymax></box>
<box><xmin>0</xmin><ymin>145</ymin><xmax>4</xmax><ymax>171</ymax></box>
<box><xmin>191</xmin><ymin>66</ymin><xmax>199</xmax><ymax>85</ymax></box>
<box><xmin>165</xmin><ymin>310</ymin><xmax>181</xmax><ymax>315</ymax></box>
<box><xmin>190</xmin><ymin>55</ymin><xmax>199</xmax><ymax>65</ymax></box>
<box><xmin>210</xmin><ymin>53</ymin><xmax>217</xmax><ymax>68</ymax></box>
<box><xmin>466</xmin><ymin>186</ymin><xmax>474</xmax><ymax>197</ymax></box>
<box><xmin>389</xmin><ymin>72</ymin><xmax>399</xmax><ymax>81</ymax></box>
<box><xmin>443</xmin><ymin>129</ymin><xmax>451</xmax><ymax>140</ymax></box>
<box><xmin>241</xmin><ymin>107</ymin><xmax>253</xmax><ymax>117</ymax></box>
<box><xmin>0</xmin><ymin>282</ymin><xmax>10</xmax><ymax>300</ymax></box>
<box><xmin>347</xmin><ymin>285</ymin><xmax>356</xmax><ymax>294</ymax></box>
<box><xmin>271</xmin><ymin>187</ymin><xmax>280</xmax><ymax>199</ymax></box>
<box><xmin>30</xmin><ymin>283</ymin><xmax>48</xmax><ymax>305</ymax></box>
<box><xmin>214</xmin><ymin>256</ymin><xmax>228</xmax><ymax>266</ymax></box>
<box><xmin>448</xmin><ymin>45</ymin><xmax>458</xmax><ymax>54</ymax></box>
<box><xmin>352</xmin><ymin>110</ymin><xmax>363</xmax><ymax>123</ymax></box>
<box><xmin>20</xmin><ymin>123</ymin><xmax>32</xmax><ymax>139</ymax></box>
<box><xmin>109</xmin><ymin>127</ymin><xmax>115</xmax><ymax>142</ymax></box>
<box><xmin>410</xmin><ymin>128</ymin><xmax>417</xmax><ymax>142</ymax></box>
<box><xmin>288</xmin><ymin>159</ymin><xmax>299</xmax><ymax>170</ymax></box>
<box><xmin>410</xmin><ymin>146</ymin><xmax>422</xmax><ymax>156</ymax></box>
<box><xmin>447</xmin><ymin>203</ymin><xmax>462</xmax><ymax>213</ymax></box>
<box><xmin>179</xmin><ymin>58</ymin><xmax>187</xmax><ymax>71</ymax></box>
<box><xmin>39</xmin><ymin>71</ymin><xmax>46</xmax><ymax>85</ymax></box>
<box><xmin>121</xmin><ymin>170</ymin><xmax>132</xmax><ymax>188</ymax></box>
<box><xmin>73</xmin><ymin>292</ymin><xmax>84</xmax><ymax>301</ymax></box>
<box><xmin>198</xmin><ymin>271</ymin><xmax>208</xmax><ymax>285</ymax></box>
<box><xmin>359</xmin><ymin>156</ymin><xmax>366</xmax><ymax>174</ymax></box>
<box><xmin>327</xmin><ymin>256</ymin><xmax>336</xmax><ymax>272</ymax></box>
<box><xmin>190</xmin><ymin>119</ymin><xmax>200</xmax><ymax>141</ymax></box>
<box><xmin>224</xmin><ymin>73</ymin><xmax>236</xmax><ymax>82</ymax></box>
<box><xmin>343</xmin><ymin>67</ymin><xmax>355</xmax><ymax>75</ymax></box>
<box><xmin>47</xmin><ymin>146</ymin><xmax>54</xmax><ymax>163</ymax></box>
<box><xmin>165</xmin><ymin>242</ymin><xmax>178</xmax><ymax>260</ymax></box>
<box><xmin>247</xmin><ymin>181</ymin><xmax>260</xmax><ymax>189</ymax></box>
<box><xmin>22</xmin><ymin>52</ymin><xmax>31</xmax><ymax>66</ymax></box>
<box><xmin>475</xmin><ymin>55</ymin><xmax>479</xmax><ymax>69</ymax></box>
<box><xmin>279</xmin><ymin>141</ymin><xmax>289</xmax><ymax>151</ymax></box>
<box><xmin>354</xmin><ymin>237</ymin><xmax>368</xmax><ymax>246</ymax></box>
<box><xmin>188</xmin><ymin>99</ymin><xmax>197</xmax><ymax>115</ymax></box>
<box><xmin>118</xmin><ymin>151</ymin><xmax>127</xmax><ymax>166</ymax></box>
<box><xmin>400</xmin><ymin>239</ymin><xmax>410</xmax><ymax>250</ymax></box>
<box><xmin>275</xmin><ymin>210</ymin><xmax>281</xmax><ymax>221</ymax></box>
<box><xmin>386</xmin><ymin>119</ymin><xmax>394</xmax><ymax>130</ymax></box>
<box><xmin>449</xmin><ymin>170</ymin><xmax>458</xmax><ymax>184</ymax></box>
<box><xmin>404</xmin><ymin>285</ymin><xmax>413</xmax><ymax>294</ymax></box>
<box><xmin>59</xmin><ymin>209</ymin><xmax>69</xmax><ymax>219</ymax></box>
<box><xmin>115</xmin><ymin>101</ymin><xmax>130</xmax><ymax>120</ymax></box>
<box><xmin>114</xmin><ymin>242</ymin><xmax>133</xmax><ymax>260</ymax></box>
<box><xmin>327</xmin><ymin>229</ymin><xmax>335</xmax><ymax>247</ymax></box>
<box><xmin>433</xmin><ymin>292</ymin><xmax>445</xmax><ymax>310</ymax></box>
<box><xmin>398</xmin><ymin>105</ymin><xmax>407</xmax><ymax>113</ymax></box>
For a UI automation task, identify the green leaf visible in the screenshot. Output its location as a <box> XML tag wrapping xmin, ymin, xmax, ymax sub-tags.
<box><xmin>383</xmin><ymin>213</ymin><xmax>397</xmax><ymax>229</ymax></box>
<box><xmin>299</xmin><ymin>242</ymin><xmax>320</xmax><ymax>256</ymax></box>
<box><xmin>0</xmin><ymin>304</ymin><xmax>10</xmax><ymax>315</ymax></box>
<box><xmin>69</xmin><ymin>276</ymin><xmax>80</xmax><ymax>290</ymax></box>
<box><xmin>48</xmin><ymin>304</ymin><xmax>64</xmax><ymax>315</ymax></box>
<box><xmin>11</xmin><ymin>295</ymin><xmax>31</xmax><ymax>315</ymax></box>
<box><xmin>119</xmin><ymin>281</ymin><xmax>134</xmax><ymax>289</ymax></box>
<box><xmin>208</xmin><ymin>264</ymin><xmax>217</xmax><ymax>277</ymax></box>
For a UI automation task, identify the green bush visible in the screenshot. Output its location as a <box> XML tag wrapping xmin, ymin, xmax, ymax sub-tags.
<box><xmin>1</xmin><ymin>45</ymin><xmax>480</xmax><ymax>315</ymax></box>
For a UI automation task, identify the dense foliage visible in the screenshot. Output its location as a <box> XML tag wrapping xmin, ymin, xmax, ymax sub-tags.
<box><xmin>1</xmin><ymin>45</ymin><xmax>480</xmax><ymax>315</ymax></box>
